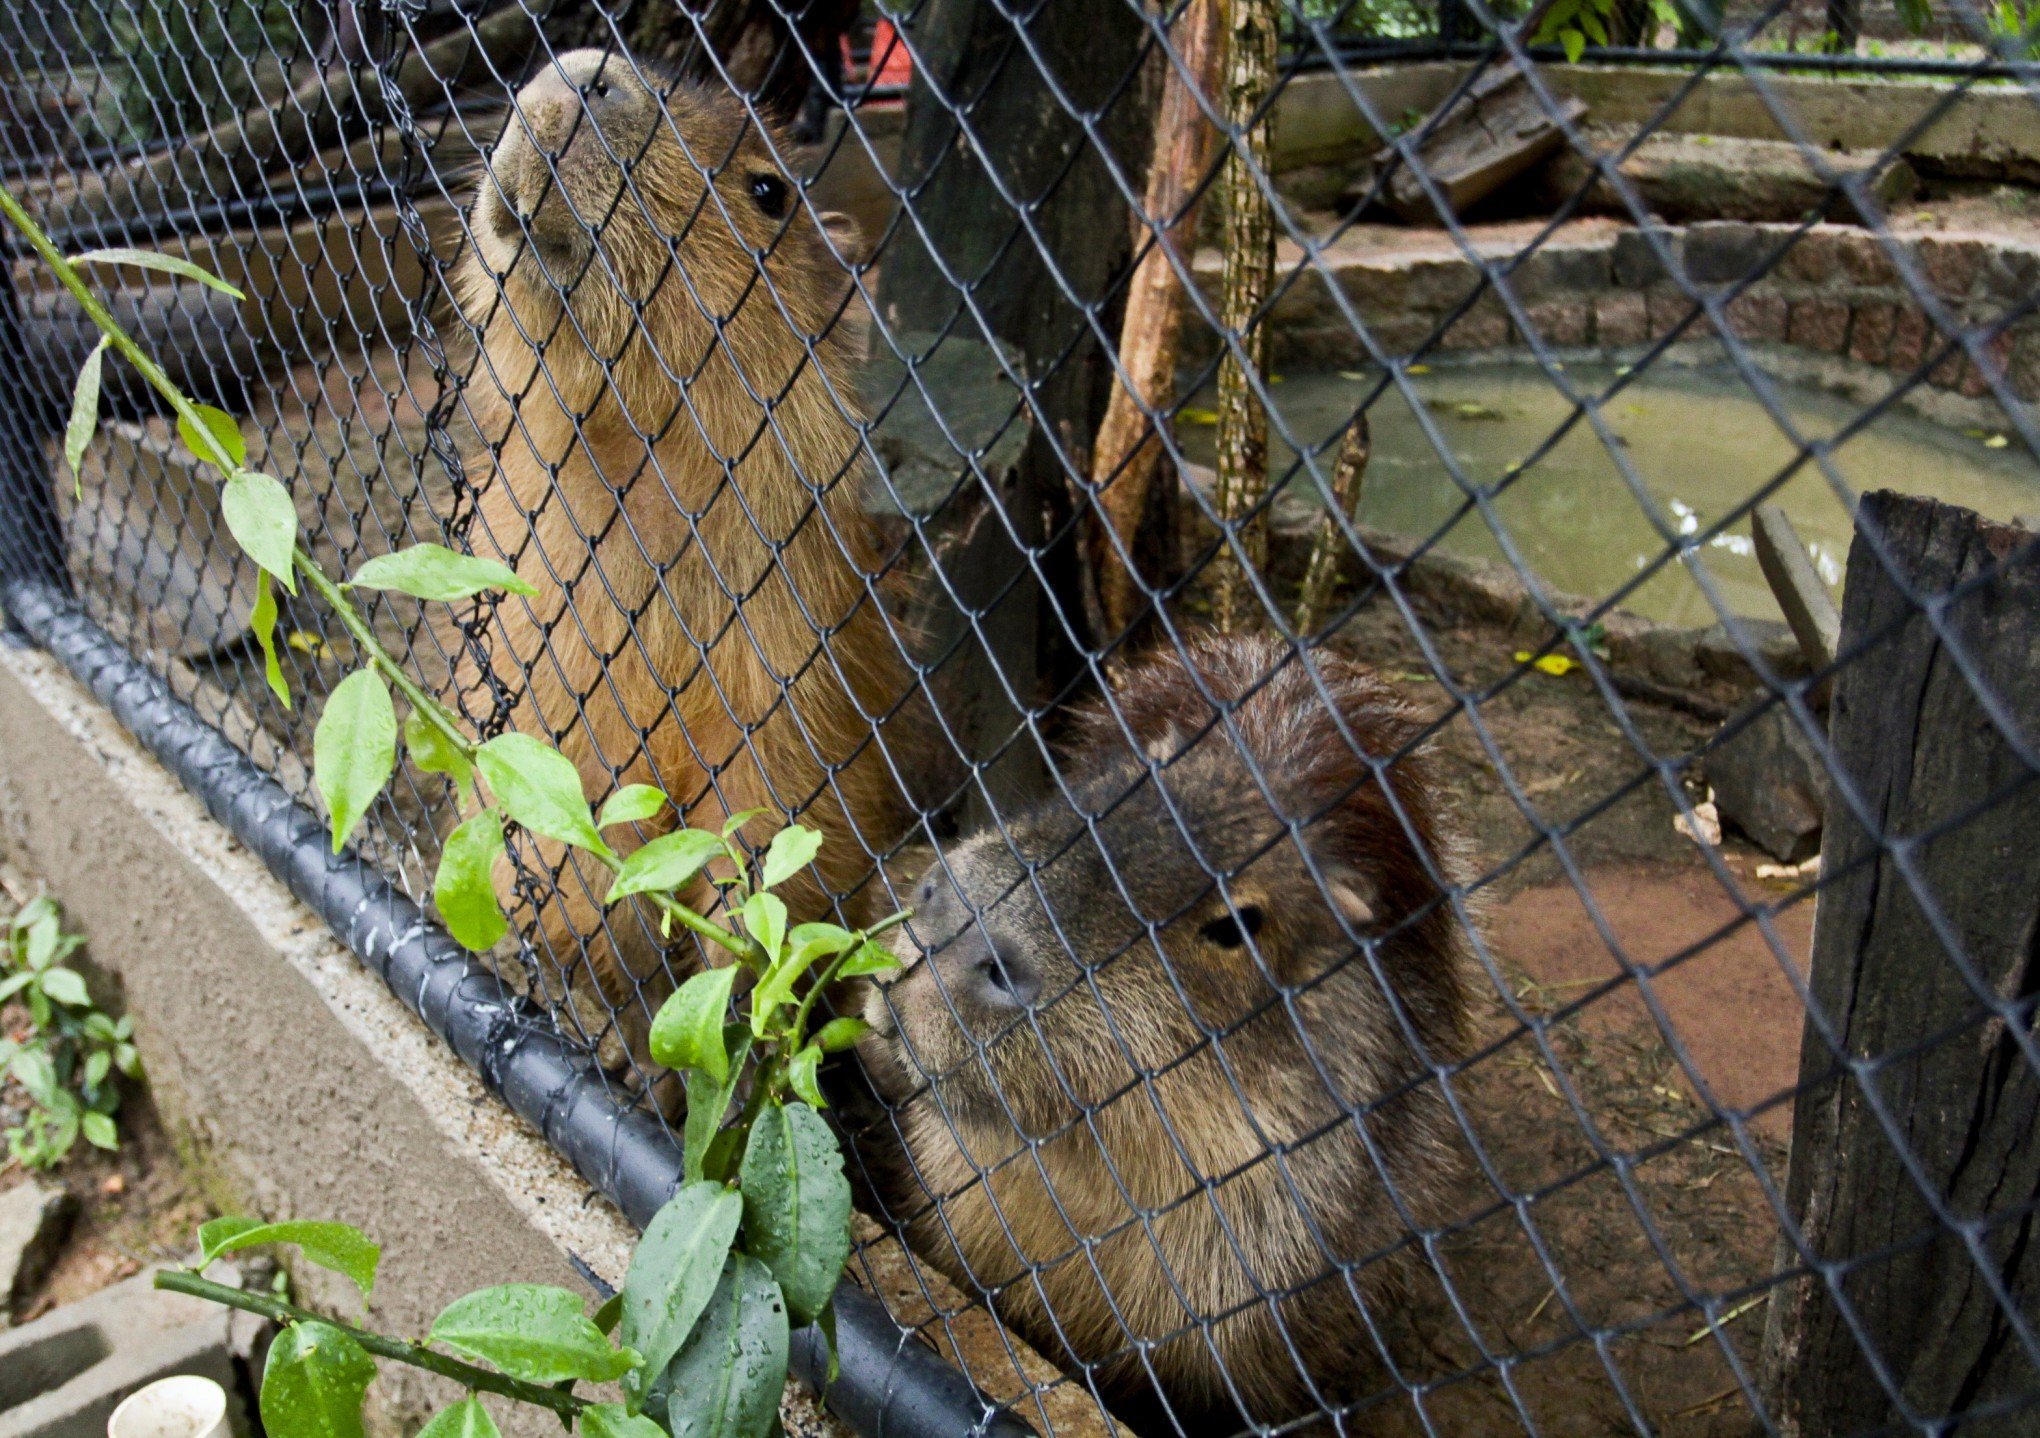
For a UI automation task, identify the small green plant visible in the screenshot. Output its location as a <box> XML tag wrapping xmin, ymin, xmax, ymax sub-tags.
<box><xmin>0</xmin><ymin>897</ymin><xmax>139</xmax><ymax>1168</ymax></box>
<box><xmin>1530</xmin><ymin>0</ymin><xmax>1685</xmax><ymax>62</ymax></box>
<box><xmin>0</xmin><ymin>169</ymin><xmax>906</xmax><ymax>1436</ymax></box>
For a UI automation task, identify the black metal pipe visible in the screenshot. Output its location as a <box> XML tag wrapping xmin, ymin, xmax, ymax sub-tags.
<box><xmin>0</xmin><ymin>576</ymin><xmax>1035</xmax><ymax>1438</ymax></box>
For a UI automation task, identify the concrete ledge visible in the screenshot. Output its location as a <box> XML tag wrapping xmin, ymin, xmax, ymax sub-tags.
<box><xmin>0</xmin><ymin>641</ymin><xmax>779</xmax><ymax>1437</ymax></box>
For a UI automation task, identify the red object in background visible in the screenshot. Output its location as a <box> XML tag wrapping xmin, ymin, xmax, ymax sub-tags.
<box><xmin>859</xmin><ymin>19</ymin><xmax>913</xmax><ymax>88</ymax></box>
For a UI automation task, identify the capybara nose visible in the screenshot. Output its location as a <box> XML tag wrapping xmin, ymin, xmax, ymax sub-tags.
<box><xmin>937</xmin><ymin>923</ymin><xmax>1040</xmax><ymax>1012</ymax></box>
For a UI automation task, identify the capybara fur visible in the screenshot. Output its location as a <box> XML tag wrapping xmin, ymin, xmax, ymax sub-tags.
<box><xmin>448</xmin><ymin>50</ymin><xmax>909</xmax><ymax>1074</ymax></box>
<box><xmin>859</xmin><ymin>634</ymin><xmax>1476</xmax><ymax>1431</ymax></box>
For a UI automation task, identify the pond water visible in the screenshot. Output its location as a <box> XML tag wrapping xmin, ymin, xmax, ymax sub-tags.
<box><xmin>1179</xmin><ymin>359</ymin><xmax>2040</xmax><ymax>628</ymax></box>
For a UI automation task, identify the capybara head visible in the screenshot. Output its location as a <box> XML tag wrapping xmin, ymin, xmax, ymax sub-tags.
<box><xmin>859</xmin><ymin>633</ymin><xmax>1477</xmax><ymax>1429</ymax></box>
<box><xmin>459</xmin><ymin>49</ymin><xmax>857</xmax><ymax>404</ymax></box>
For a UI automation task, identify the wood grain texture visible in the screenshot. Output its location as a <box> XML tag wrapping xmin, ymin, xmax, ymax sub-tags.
<box><xmin>1760</xmin><ymin>491</ymin><xmax>2040</xmax><ymax>1437</ymax></box>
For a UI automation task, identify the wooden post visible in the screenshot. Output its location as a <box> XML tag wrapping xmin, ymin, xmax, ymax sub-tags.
<box><xmin>1089</xmin><ymin>0</ymin><xmax>1225</xmax><ymax>639</ymax></box>
<box><xmin>1209</xmin><ymin>0</ymin><xmax>1279</xmax><ymax>635</ymax></box>
<box><xmin>874</xmin><ymin>0</ymin><xmax>1147</xmax><ymax>811</ymax></box>
<box><xmin>1759</xmin><ymin>491</ymin><xmax>2040</xmax><ymax>1436</ymax></box>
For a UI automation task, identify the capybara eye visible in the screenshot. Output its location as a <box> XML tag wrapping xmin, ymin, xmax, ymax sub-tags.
<box><xmin>1200</xmin><ymin>904</ymin><xmax>1264</xmax><ymax>951</ymax></box>
<box><xmin>748</xmin><ymin>173</ymin><xmax>789</xmax><ymax>218</ymax></box>
<box><xmin>587</xmin><ymin>77</ymin><xmax>611</xmax><ymax>100</ymax></box>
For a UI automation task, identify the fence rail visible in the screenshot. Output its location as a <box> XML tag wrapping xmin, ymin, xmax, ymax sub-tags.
<box><xmin>0</xmin><ymin>2</ymin><xmax>2036</xmax><ymax>1436</ymax></box>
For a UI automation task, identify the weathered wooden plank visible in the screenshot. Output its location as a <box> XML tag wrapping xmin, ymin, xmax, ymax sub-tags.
<box><xmin>1753</xmin><ymin>500</ymin><xmax>1840</xmax><ymax>675</ymax></box>
<box><xmin>1759</xmin><ymin>491</ymin><xmax>2040</xmax><ymax>1437</ymax></box>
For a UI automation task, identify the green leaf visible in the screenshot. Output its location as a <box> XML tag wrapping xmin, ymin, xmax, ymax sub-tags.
<box><xmin>648</xmin><ymin>967</ymin><xmax>738</xmax><ymax>1082</ymax></box>
<box><xmin>417</xmin><ymin>1398</ymin><xmax>501</xmax><ymax>1438</ymax></box>
<box><xmin>10</xmin><ymin>1049</ymin><xmax>58</xmax><ymax>1108</ymax></box>
<box><xmin>314</xmin><ymin>670</ymin><xmax>397</xmax><ymax>854</ymax></box>
<box><xmin>261</xmin><ymin>1322</ymin><xmax>377</xmax><ymax>1438</ymax></box>
<box><xmin>476</xmin><ymin>734</ymin><xmax>604</xmax><ymax>853</ymax></box>
<box><xmin>221</xmin><ymin>469</ymin><xmax>298</xmax><ymax>592</ymax></box>
<box><xmin>583</xmin><ymin>1404</ymin><xmax>666</xmax><ymax>1438</ymax></box>
<box><xmin>404</xmin><ymin>709</ymin><xmax>473</xmax><ymax>797</ymax></box>
<box><xmin>750</xmin><ymin>924</ymin><xmax>854</xmax><ymax>1039</ymax></box>
<box><xmin>81</xmin><ymin>1111</ymin><xmax>118</xmax><ymax>1150</ymax></box>
<box><xmin>72</xmin><ymin>247</ymin><xmax>246</xmax><ymax>298</ymax></box>
<box><xmin>592</xmin><ymin>1291</ymin><xmax>625</xmax><ymax>1337</ymax></box>
<box><xmin>606</xmin><ymin>829</ymin><xmax>721</xmax><ymax>905</ymax></box>
<box><xmin>0</xmin><ymin>973</ymin><xmax>29</xmax><ymax>1003</ymax></box>
<box><xmin>1562</xmin><ymin>27</ymin><xmax>1586</xmax><ymax>62</ymax></box>
<box><xmin>37</xmin><ymin>967</ymin><xmax>89</xmax><ymax>1007</ymax></box>
<box><xmin>429</xmin><ymin>1285</ymin><xmax>640</xmax><ymax>1385</ymax></box>
<box><xmin>200</xmin><ymin>1218</ymin><xmax>381</xmax><ymax>1299</ymax></box>
<box><xmin>741</xmin><ymin>894</ymin><xmax>787</xmax><ymax>969</ymax></box>
<box><xmin>757</xmin><ymin>827</ymin><xmax>822</xmax><ymax>891</ymax></box>
<box><xmin>784</xmin><ymin>1048</ymin><xmax>825</xmax><ymax>1110</ymax></box>
<box><xmin>599</xmin><ymin>786</ymin><xmax>668</xmax><ymax>829</ymax></box>
<box><xmin>663</xmin><ymin>1255</ymin><xmax>788</xmax><ymax>1438</ymax></box>
<box><xmin>816</xmin><ymin>1303</ymin><xmax>839</xmax><ymax>1387</ymax></box>
<box><xmin>721</xmin><ymin>809</ymin><xmax>770</xmax><ymax>839</ymax></box>
<box><xmin>684</xmin><ymin>1027</ymin><xmax>752</xmax><ymax>1185</ymax></box>
<box><xmin>179</xmin><ymin>403</ymin><xmax>248</xmax><ymax>471</ymax></box>
<box><xmin>739</xmin><ymin>1103</ymin><xmax>852</xmax><ymax>1326</ymax></box>
<box><xmin>834</xmin><ymin>941</ymin><xmax>901</xmax><ymax>979</ymax></box>
<box><xmin>618</xmin><ymin>1182</ymin><xmax>744</xmax><ymax>1404</ymax></box>
<box><xmin>436</xmin><ymin>810</ymin><xmax>509</xmax><ymax>952</ymax></box>
<box><xmin>84</xmin><ymin>1048</ymin><xmax>112</xmax><ymax>1089</ymax></box>
<box><xmin>251</xmin><ymin>570</ymin><xmax>291</xmax><ymax>709</ymax></box>
<box><xmin>65</xmin><ymin>336</ymin><xmax>109</xmax><ymax>497</ymax></box>
<box><xmin>812</xmin><ymin>1017</ymin><xmax>870</xmax><ymax>1053</ymax></box>
<box><xmin>348</xmin><ymin>544</ymin><xmax>538</xmax><ymax>601</ymax></box>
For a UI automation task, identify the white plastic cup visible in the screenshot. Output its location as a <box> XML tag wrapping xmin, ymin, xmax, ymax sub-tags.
<box><xmin>106</xmin><ymin>1375</ymin><xmax>230</xmax><ymax>1438</ymax></box>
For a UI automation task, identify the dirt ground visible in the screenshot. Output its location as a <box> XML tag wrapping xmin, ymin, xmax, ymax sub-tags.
<box><xmin>1301</xmin><ymin>590</ymin><xmax>1818</xmax><ymax>1436</ymax></box>
<box><xmin>0</xmin><ymin>874</ymin><xmax>213</xmax><ymax>1326</ymax></box>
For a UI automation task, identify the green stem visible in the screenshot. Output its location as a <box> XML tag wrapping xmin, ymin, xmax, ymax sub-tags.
<box><xmin>785</xmin><ymin>908</ymin><xmax>911</xmax><ymax>1052</ymax></box>
<box><xmin>152</xmin><ymin>1271</ymin><xmax>590</xmax><ymax>1420</ymax></box>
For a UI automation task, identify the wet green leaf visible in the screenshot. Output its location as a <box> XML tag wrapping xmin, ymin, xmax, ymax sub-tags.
<box><xmin>261</xmin><ymin>1322</ymin><xmax>376</xmax><ymax>1438</ymax></box>
<box><xmin>834</xmin><ymin>941</ymin><xmax>901</xmax><ymax>979</ymax></box>
<box><xmin>405</xmin><ymin>709</ymin><xmax>474</xmax><ymax>799</ymax></box>
<box><xmin>429</xmin><ymin>1285</ymin><xmax>640</xmax><ymax>1385</ymax></box>
<box><xmin>200</xmin><ymin>1218</ymin><xmax>381</xmax><ymax>1299</ymax></box>
<box><xmin>607</xmin><ymin>829</ymin><xmax>721</xmax><ymax>904</ymax></box>
<box><xmin>741</xmin><ymin>894</ymin><xmax>786</xmax><ymax>970</ymax></box>
<box><xmin>348</xmin><ymin>544</ymin><xmax>538</xmax><ymax>601</ymax></box>
<box><xmin>582</xmin><ymin>1404</ymin><xmax>666</xmax><ymax>1438</ymax></box>
<box><xmin>618</xmin><ymin>1182</ymin><xmax>743</xmax><ymax>1405</ymax></box>
<box><xmin>784</xmin><ymin>1047</ymin><xmax>825</xmax><ymax>1110</ymax></box>
<box><xmin>417</xmin><ymin>1398</ymin><xmax>500</xmax><ymax>1438</ymax></box>
<box><xmin>684</xmin><ymin>1027</ymin><xmax>752</xmax><ymax>1185</ymax></box>
<box><xmin>812</xmin><ymin>1017</ymin><xmax>869</xmax><ymax>1053</ymax></box>
<box><xmin>314</xmin><ymin>670</ymin><xmax>396</xmax><ymax>854</ymax></box>
<box><xmin>221</xmin><ymin>469</ymin><xmax>297</xmax><ymax>592</ymax></box>
<box><xmin>662</xmin><ymin>1255</ymin><xmax>788</xmax><ymax>1438</ymax></box>
<box><xmin>739</xmin><ymin>1103</ymin><xmax>851</xmax><ymax>1326</ymax></box>
<box><xmin>436</xmin><ymin>810</ymin><xmax>508</xmax><ymax>952</ymax></box>
<box><xmin>649</xmin><ymin>967</ymin><xmax>738</xmax><ymax>1082</ymax></box>
<box><xmin>477</xmin><ymin>734</ymin><xmax>604</xmax><ymax>853</ymax></box>
<box><xmin>749</xmin><ymin>924</ymin><xmax>852</xmax><ymax>1039</ymax></box>
<box><xmin>592</xmin><ymin>1292</ymin><xmax>624</xmax><ymax>1337</ymax></box>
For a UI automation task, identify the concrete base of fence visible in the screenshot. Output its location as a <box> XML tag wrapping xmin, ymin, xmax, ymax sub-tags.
<box><xmin>0</xmin><ymin>642</ymin><xmax>853</xmax><ymax>1438</ymax></box>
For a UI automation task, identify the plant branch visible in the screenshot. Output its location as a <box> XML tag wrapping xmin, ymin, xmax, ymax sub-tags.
<box><xmin>153</xmin><ymin>1270</ymin><xmax>590</xmax><ymax>1419</ymax></box>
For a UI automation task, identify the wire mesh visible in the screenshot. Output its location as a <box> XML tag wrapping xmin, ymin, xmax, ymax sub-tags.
<box><xmin>0</xmin><ymin>2</ymin><xmax>2036</xmax><ymax>1435</ymax></box>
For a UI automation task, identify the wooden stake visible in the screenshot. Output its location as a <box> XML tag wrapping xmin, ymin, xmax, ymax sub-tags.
<box><xmin>1210</xmin><ymin>0</ymin><xmax>1279</xmax><ymax>634</ymax></box>
<box><xmin>1294</xmin><ymin>410</ymin><xmax>1371</xmax><ymax>635</ymax></box>
<box><xmin>1090</xmin><ymin>0</ymin><xmax>1226</xmax><ymax>638</ymax></box>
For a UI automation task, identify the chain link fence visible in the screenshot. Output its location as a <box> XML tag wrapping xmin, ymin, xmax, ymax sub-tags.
<box><xmin>0</xmin><ymin>1</ymin><xmax>2036</xmax><ymax>1435</ymax></box>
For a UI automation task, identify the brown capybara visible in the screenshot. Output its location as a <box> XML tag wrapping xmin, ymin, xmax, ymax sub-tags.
<box><xmin>447</xmin><ymin>50</ymin><xmax>910</xmax><ymax>1074</ymax></box>
<box><xmin>858</xmin><ymin>633</ymin><xmax>1476</xmax><ymax>1431</ymax></box>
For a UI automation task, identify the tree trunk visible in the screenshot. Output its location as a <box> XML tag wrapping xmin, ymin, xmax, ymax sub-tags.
<box><xmin>1758</xmin><ymin>491</ymin><xmax>2040</xmax><ymax>1436</ymax></box>
<box><xmin>1090</xmin><ymin>0</ymin><xmax>1225</xmax><ymax>640</ymax></box>
<box><xmin>1209</xmin><ymin>0</ymin><xmax>1278</xmax><ymax>635</ymax></box>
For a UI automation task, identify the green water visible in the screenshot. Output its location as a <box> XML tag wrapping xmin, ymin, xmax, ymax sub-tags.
<box><xmin>1181</xmin><ymin>360</ymin><xmax>2040</xmax><ymax>628</ymax></box>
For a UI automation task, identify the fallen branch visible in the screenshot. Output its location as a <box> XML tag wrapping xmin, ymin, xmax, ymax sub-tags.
<box><xmin>1294</xmin><ymin>411</ymin><xmax>1370</xmax><ymax>634</ymax></box>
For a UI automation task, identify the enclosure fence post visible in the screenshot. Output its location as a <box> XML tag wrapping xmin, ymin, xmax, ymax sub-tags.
<box><xmin>0</xmin><ymin>255</ymin><xmax>65</xmax><ymax>632</ymax></box>
<box><xmin>1758</xmin><ymin>491</ymin><xmax>2040</xmax><ymax>1435</ymax></box>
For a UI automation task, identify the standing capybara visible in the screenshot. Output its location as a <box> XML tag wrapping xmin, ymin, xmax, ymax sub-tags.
<box><xmin>859</xmin><ymin>633</ymin><xmax>1477</xmax><ymax>1430</ymax></box>
<box><xmin>448</xmin><ymin>50</ymin><xmax>910</xmax><ymax>1071</ymax></box>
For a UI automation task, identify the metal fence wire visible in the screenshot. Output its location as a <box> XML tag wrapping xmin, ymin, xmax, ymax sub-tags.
<box><xmin>1</xmin><ymin>1</ymin><xmax>2038</xmax><ymax>1435</ymax></box>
